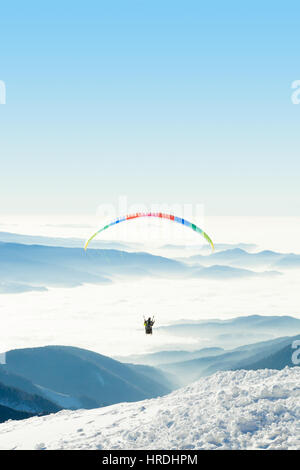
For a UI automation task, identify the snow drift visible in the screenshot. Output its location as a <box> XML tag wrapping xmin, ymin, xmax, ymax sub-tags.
<box><xmin>0</xmin><ymin>367</ymin><xmax>299</xmax><ymax>450</ymax></box>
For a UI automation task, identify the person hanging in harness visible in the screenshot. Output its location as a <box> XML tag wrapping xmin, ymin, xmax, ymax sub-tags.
<box><xmin>144</xmin><ymin>316</ymin><xmax>155</xmax><ymax>335</ymax></box>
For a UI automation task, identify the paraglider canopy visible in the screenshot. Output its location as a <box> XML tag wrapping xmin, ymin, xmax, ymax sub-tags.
<box><xmin>84</xmin><ymin>212</ymin><xmax>214</xmax><ymax>251</ymax></box>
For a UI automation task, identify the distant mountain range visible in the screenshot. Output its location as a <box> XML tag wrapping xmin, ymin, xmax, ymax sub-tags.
<box><xmin>164</xmin><ymin>242</ymin><xmax>258</xmax><ymax>254</ymax></box>
<box><xmin>0</xmin><ymin>231</ymin><xmax>138</xmax><ymax>251</ymax></box>
<box><xmin>158</xmin><ymin>334</ymin><xmax>300</xmax><ymax>386</ymax></box>
<box><xmin>118</xmin><ymin>315</ymin><xmax>300</xmax><ymax>368</ymax></box>
<box><xmin>0</xmin><ymin>281</ymin><xmax>47</xmax><ymax>294</ymax></box>
<box><xmin>0</xmin><ymin>232</ymin><xmax>257</xmax><ymax>254</ymax></box>
<box><xmin>116</xmin><ymin>347</ymin><xmax>224</xmax><ymax>367</ymax></box>
<box><xmin>0</xmin><ymin>242</ymin><xmax>281</xmax><ymax>293</ymax></box>
<box><xmin>189</xmin><ymin>264</ymin><xmax>281</xmax><ymax>280</ymax></box>
<box><xmin>0</xmin><ymin>345</ymin><xmax>173</xmax><ymax>423</ymax></box>
<box><xmin>157</xmin><ymin>315</ymin><xmax>300</xmax><ymax>349</ymax></box>
<box><xmin>240</xmin><ymin>342</ymin><xmax>300</xmax><ymax>370</ymax></box>
<box><xmin>184</xmin><ymin>248</ymin><xmax>300</xmax><ymax>270</ymax></box>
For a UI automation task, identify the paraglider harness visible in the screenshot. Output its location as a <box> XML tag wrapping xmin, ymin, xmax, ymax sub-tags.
<box><xmin>144</xmin><ymin>316</ymin><xmax>155</xmax><ymax>335</ymax></box>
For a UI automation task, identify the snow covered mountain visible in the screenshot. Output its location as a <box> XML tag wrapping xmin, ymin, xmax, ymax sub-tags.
<box><xmin>0</xmin><ymin>368</ymin><xmax>299</xmax><ymax>450</ymax></box>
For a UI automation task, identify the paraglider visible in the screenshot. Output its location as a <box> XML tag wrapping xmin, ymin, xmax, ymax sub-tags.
<box><xmin>144</xmin><ymin>316</ymin><xmax>155</xmax><ymax>335</ymax></box>
<box><xmin>84</xmin><ymin>212</ymin><xmax>214</xmax><ymax>338</ymax></box>
<box><xmin>84</xmin><ymin>212</ymin><xmax>214</xmax><ymax>251</ymax></box>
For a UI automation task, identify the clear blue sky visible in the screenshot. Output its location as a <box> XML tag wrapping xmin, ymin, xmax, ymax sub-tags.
<box><xmin>0</xmin><ymin>1</ymin><xmax>299</xmax><ymax>215</ymax></box>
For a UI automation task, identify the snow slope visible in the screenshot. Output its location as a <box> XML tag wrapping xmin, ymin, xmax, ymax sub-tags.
<box><xmin>0</xmin><ymin>368</ymin><xmax>299</xmax><ymax>450</ymax></box>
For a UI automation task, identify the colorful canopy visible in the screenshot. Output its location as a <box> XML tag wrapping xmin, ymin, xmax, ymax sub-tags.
<box><xmin>84</xmin><ymin>212</ymin><xmax>214</xmax><ymax>251</ymax></box>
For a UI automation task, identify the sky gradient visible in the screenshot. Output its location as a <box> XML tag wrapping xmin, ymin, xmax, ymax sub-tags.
<box><xmin>0</xmin><ymin>1</ymin><xmax>299</xmax><ymax>215</ymax></box>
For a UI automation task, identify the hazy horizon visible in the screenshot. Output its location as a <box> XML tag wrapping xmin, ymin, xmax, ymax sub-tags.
<box><xmin>0</xmin><ymin>215</ymin><xmax>299</xmax><ymax>357</ymax></box>
<box><xmin>0</xmin><ymin>214</ymin><xmax>299</xmax><ymax>253</ymax></box>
